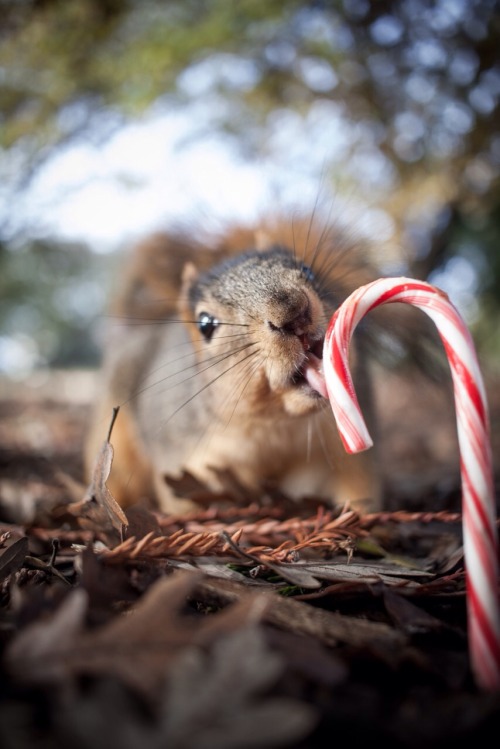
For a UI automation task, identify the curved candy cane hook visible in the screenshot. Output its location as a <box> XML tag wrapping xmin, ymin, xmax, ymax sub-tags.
<box><xmin>323</xmin><ymin>277</ymin><xmax>500</xmax><ymax>690</ymax></box>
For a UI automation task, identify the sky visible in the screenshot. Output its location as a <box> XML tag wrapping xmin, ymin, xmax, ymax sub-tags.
<box><xmin>15</xmin><ymin>96</ymin><xmax>397</xmax><ymax>256</ymax></box>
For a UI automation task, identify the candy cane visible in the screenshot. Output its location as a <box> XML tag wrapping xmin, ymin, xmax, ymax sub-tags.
<box><xmin>323</xmin><ymin>277</ymin><xmax>500</xmax><ymax>691</ymax></box>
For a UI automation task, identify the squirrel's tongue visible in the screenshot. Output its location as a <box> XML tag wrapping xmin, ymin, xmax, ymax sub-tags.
<box><xmin>303</xmin><ymin>352</ymin><xmax>328</xmax><ymax>399</ymax></box>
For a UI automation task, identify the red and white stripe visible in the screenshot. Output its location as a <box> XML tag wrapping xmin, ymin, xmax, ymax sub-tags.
<box><xmin>323</xmin><ymin>277</ymin><xmax>500</xmax><ymax>690</ymax></box>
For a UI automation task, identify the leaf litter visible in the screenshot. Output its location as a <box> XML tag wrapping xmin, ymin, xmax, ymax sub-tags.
<box><xmin>0</xmin><ymin>398</ymin><xmax>500</xmax><ymax>748</ymax></box>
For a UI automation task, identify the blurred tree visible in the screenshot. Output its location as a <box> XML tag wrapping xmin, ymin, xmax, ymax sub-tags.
<box><xmin>0</xmin><ymin>238</ymin><xmax>115</xmax><ymax>373</ymax></box>
<box><xmin>0</xmin><ymin>0</ymin><xmax>499</xmax><ymax>366</ymax></box>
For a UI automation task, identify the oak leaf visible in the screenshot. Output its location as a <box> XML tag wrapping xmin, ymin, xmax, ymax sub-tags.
<box><xmin>160</xmin><ymin>626</ymin><xmax>317</xmax><ymax>748</ymax></box>
<box><xmin>5</xmin><ymin>571</ymin><xmax>270</xmax><ymax>699</ymax></box>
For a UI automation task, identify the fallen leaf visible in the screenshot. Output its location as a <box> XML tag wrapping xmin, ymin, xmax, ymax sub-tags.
<box><xmin>80</xmin><ymin>546</ymin><xmax>138</xmax><ymax>624</ymax></box>
<box><xmin>67</xmin><ymin>408</ymin><xmax>128</xmax><ymax>541</ymax></box>
<box><xmin>172</xmin><ymin>558</ymin><xmax>271</xmax><ymax>585</ymax></box>
<box><xmin>0</xmin><ymin>536</ymin><xmax>29</xmax><ymax>582</ymax></box>
<box><xmin>382</xmin><ymin>587</ymin><xmax>463</xmax><ymax>636</ymax></box>
<box><xmin>55</xmin><ymin>678</ymin><xmax>161</xmax><ymax>749</ymax></box>
<box><xmin>273</xmin><ymin>559</ymin><xmax>434</xmax><ymax>588</ymax></box>
<box><xmin>164</xmin><ymin>467</ymin><xmax>261</xmax><ymax>506</ymax></box>
<box><xmin>163</xmin><ymin>470</ymin><xmax>226</xmax><ymax>505</ymax></box>
<box><xmin>5</xmin><ymin>570</ymin><xmax>270</xmax><ymax>699</ymax></box>
<box><xmin>124</xmin><ymin>505</ymin><xmax>162</xmax><ymax>540</ymax></box>
<box><xmin>265</xmin><ymin>627</ymin><xmax>348</xmax><ymax>688</ymax></box>
<box><xmin>5</xmin><ymin>588</ymin><xmax>88</xmax><ymax>683</ymax></box>
<box><xmin>161</xmin><ymin>626</ymin><xmax>317</xmax><ymax>748</ymax></box>
<box><xmin>194</xmin><ymin>576</ymin><xmax>408</xmax><ymax>651</ymax></box>
<box><xmin>54</xmin><ymin>629</ymin><xmax>317</xmax><ymax>749</ymax></box>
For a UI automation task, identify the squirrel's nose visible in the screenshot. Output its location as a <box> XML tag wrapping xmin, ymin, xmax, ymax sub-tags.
<box><xmin>266</xmin><ymin>294</ymin><xmax>312</xmax><ymax>340</ymax></box>
<box><xmin>281</xmin><ymin>310</ymin><xmax>311</xmax><ymax>337</ymax></box>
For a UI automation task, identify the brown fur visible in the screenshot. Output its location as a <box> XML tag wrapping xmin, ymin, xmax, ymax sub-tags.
<box><xmin>85</xmin><ymin>217</ymin><xmax>388</xmax><ymax>513</ymax></box>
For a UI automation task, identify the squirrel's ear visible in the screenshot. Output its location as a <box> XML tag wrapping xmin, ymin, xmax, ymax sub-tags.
<box><xmin>181</xmin><ymin>261</ymin><xmax>198</xmax><ymax>290</ymax></box>
<box><xmin>255</xmin><ymin>229</ymin><xmax>272</xmax><ymax>251</ymax></box>
<box><xmin>179</xmin><ymin>262</ymin><xmax>198</xmax><ymax>317</ymax></box>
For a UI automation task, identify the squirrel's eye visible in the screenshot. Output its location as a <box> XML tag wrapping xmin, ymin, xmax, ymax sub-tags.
<box><xmin>197</xmin><ymin>312</ymin><xmax>219</xmax><ymax>341</ymax></box>
<box><xmin>300</xmin><ymin>263</ymin><xmax>315</xmax><ymax>283</ymax></box>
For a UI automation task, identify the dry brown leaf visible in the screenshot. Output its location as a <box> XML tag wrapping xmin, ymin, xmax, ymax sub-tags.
<box><xmin>163</xmin><ymin>469</ymin><xmax>228</xmax><ymax>505</ymax></box>
<box><xmin>171</xmin><ymin>559</ymin><xmax>271</xmax><ymax>586</ymax></box>
<box><xmin>0</xmin><ymin>536</ymin><xmax>29</xmax><ymax>582</ymax></box>
<box><xmin>5</xmin><ymin>571</ymin><xmax>270</xmax><ymax>699</ymax></box>
<box><xmin>54</xmin><ymin>679</ymin><xmax>161</xmax><ymax>749</ymax></box>
<box><xmin>195</xmin><ymin>576</ymin><xmax>408</xmax><ymax>651</ymax></box>
<box><xmin>161</xmin><ymin>626</ymin><xmax>317</xmax><ymax>748</ymax></box>
<box><xmin>124</xmin><ymin>505</ymin><xmax>162</xmax><ymax>540</ymax></box>
<box><xmin>272</xmin><ymin>559</ymin><xmax>434</xmax><ymax>588</ymax></box>
<box><xmin>66</xmin><ymin>408</ymin><xmax>128</xmax><ymax>541</ymax></box>
<box><xmin>164</xmin><ymin>467</ymin><xmax>260</xmax><ymax>506</ymax></box>
<box><xmin>382</xmin><ymin>587</ymin><xmax>463</xmax><ymax>636</ymax></box>
<box><xmin>5</xmin><ymin>588</ymin><xmax>88</xmax><ymax>683</ymax></box>
<box><xmin>51</xmin><ymin>628</ymin><xmax>317</xmax><ymax>749</ymax></box>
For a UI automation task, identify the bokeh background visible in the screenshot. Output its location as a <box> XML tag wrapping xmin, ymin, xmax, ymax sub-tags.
<box><xmin>1</xmin><ymin>0</ymin><xmax>499</xmax><ymax>381</ymax></box>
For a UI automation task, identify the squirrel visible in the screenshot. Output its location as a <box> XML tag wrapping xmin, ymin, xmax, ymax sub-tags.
<box><xmin>85</xmin><ymin>216</ymin><xmax>427</xmax><ymax>515</ymax></box>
